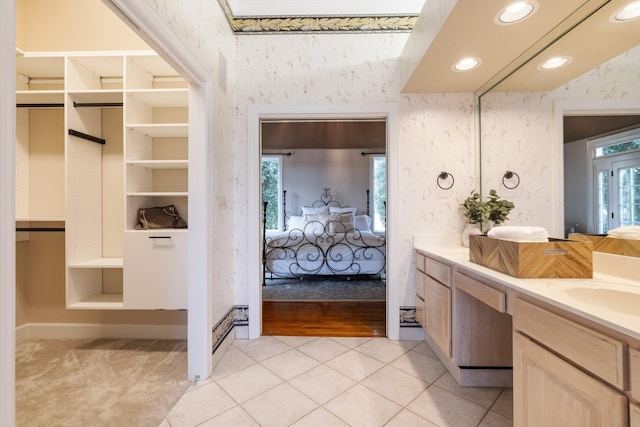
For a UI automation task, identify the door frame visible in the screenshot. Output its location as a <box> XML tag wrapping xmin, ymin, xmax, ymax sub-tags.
<box><xmin>248</xmin><ymin>103</ymin><xmax>400</xmax><ymax>339</ymax></box>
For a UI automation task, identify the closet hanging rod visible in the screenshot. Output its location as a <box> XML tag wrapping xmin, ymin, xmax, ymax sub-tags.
<box><xmin>16</xmin><ymin>227</ymin><xmax>65</xmax><ymax>232</ymax></box>
<box><xmin>68</xmin><ymin>129</ymin><xmax>106</xmax><ymax>145</ymax></box>
<box><xmin>73</xmin><ymin>101</ymin><xmax>123</xmax><ymax>108</ymax></box>
<box><xmin>16</xmin><ymin>103</ymin><xmax>64</xmax><ymax>108</ymax></box>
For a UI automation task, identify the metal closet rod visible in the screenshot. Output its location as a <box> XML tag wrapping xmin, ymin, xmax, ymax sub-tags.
<box><xmin>16</xmin><ymin>102</ymin><xmax>123</xmax><ymax>108</ymax></box>
<box><xmin>73</xmin><ymin>101</ymin><xmax>123</xmax><ymax>108</ymax></box>
<box><xmin>16</xmin><ymin>227</ymin><xmax>65</xmax><ymax>232</ymax></box>
<box><xmin>16</xmin><ymin>103</ymin><xmax>64</xmax><ymax>108</ymax></box>
<box><xmin>68</xmin><ymin>129</ymin><xmax>106</xmax><ymax>145</ymax></box>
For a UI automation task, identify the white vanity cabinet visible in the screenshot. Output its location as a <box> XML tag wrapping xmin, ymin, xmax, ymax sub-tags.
<box><xmin>16</xmin><ymin>51</ymin><xmax>188</xmax><ymax>310</ymax></box>
<box><xmin>513</xmin><ymin>298</ymin><xmax>628</xmax><ymax>426</ymax></box>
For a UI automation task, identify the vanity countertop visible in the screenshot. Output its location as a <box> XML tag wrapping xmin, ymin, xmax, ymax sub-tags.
<box><xmin>414</xmin><ymin>240</ymin><xmax>640</xmax><ymax>341</ymax></box>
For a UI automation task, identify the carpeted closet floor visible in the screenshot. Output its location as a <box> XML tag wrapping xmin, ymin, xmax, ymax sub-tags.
<box><xmin>15</xmin><ymin>338</ymin><xmax>190</xmax><ymax>427</ymax></box>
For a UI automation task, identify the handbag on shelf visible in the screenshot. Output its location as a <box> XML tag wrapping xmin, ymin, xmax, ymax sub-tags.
<box><xmin>136</xmin><ymin>205</ymin><xmax>187</xmax><ymax>230</ymax></box>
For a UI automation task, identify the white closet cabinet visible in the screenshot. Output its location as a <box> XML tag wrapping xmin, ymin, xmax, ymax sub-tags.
<box><xmin>17</xmin><ymin>51</ymin><xmax>188</xmax><ymax>310</ymax></box>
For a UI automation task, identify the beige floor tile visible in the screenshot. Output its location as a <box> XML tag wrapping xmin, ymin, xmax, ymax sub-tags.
<box><xmin>260</xmin><ymin>348</ymin><xmax>320</xmax><ymax>380</ymax></box>
<box><xmin>289</xmin><ymin>364</ymin><xmax>355</xmax><ymax>404</ymax></box>
<box><xmin>434</xmin><ymin>372</ymin><xmax>503</xmax><ymax>408</ymax></box>
<box><xmin>328</xmin><ymin>336</ymin><xmax>373</xmax><ymax>348</ymax></box>
<box><xmin>411</xmin><ymin>341</ymin><xmax>440</xmax><ymax>359</ymax></box>
<box><xmin>215</xmin><ymin>364</ymin><xmax>283</xmax><ymax>403</ymax></box>
<box><xmin>324</xmin><ymin>383</ymin><xmax>402</xmax><ymax>427</ymax></box>
<box><xmin>199</xmin><ymin>406</ymin><xmax>260</xmax><ymax>427</ymax></box>
<box><xmin>297</xmin><ymin>337</ymin><xmax>350</xmax><ymax>362</ymax></box>
<box><xmin>385</xmin><ymin>409</ymin><xmax>439</xmax><ymax>427</ymax></box>
<box><xmin>291</xmin><ymin>407</ymin><xmax>350</xmax><ymax>426</ymax></box>
<box><xmin>235</xmin><ymin>336</ymin><xmax>292</xmax><ymax>362</ymax></box>
<box><xmin>389</xmin><ymin>349</ymin><xmax>447</xmax><ymax>383</ymax></box>
<box><xmin>325</xmin><ymin>349</ymin><xmax>385</xmax><ymax>381</ymax></box>
<box><xmin>273</xmin><ymin>336</ymin><xmax>319</xmax><ymax>348</ymax></box>
<box><xmin>491</xmin><ymin>389</ymin><xmax>513</xmax><ymax>419</ymax></box>
<box><xmin>360</xmin><ymin>365</ymin><xmax>429</xmax><ymax>406</ymax></box>
<box><xmin>479</xmin><ymin>410</ymin><xmax>513</xmax><ymax>427</ymax></box>
<box><xmin>355</xmin><ymin>338</ymin><xmax>412</xmax><ymax>363</ymax></box>
<box><xmin>166</xmin><ymin>381</ymin><xmax>237</xmax><ymax>427</ymax></box>
<box><xmin>210</xmin><ymin>347</ymin><xmax>257</xmax><ymax>380</ymax></box>
<box><xmin>242</xmin><ymin>383</ymin><xmax>318</xmax><ymax>427</ymax></box>
<box><xmin>407</xmin><ymin>386</ymin><xmax>488</xmax><ymax>427</ymax></box>
<box><xmin>158</xmin><ymin>418</ymin><xmax>170</xmax><ymax>427</ymax></box>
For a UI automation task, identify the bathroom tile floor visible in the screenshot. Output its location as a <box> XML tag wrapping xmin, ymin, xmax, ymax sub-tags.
<box><xmin>161</xmin><ymin>336</ymin><xmax>513</xmax><ymax>427</ymax></box>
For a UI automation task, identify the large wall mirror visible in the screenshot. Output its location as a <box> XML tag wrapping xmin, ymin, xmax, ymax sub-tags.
<box><xmin>478</xmin><ymin>0</ymin><xmax>640</xmax><ymax>257</ymax></box>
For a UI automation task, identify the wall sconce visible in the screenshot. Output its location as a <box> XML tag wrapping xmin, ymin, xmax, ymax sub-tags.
<box><xmin>437</xmin><ymin>171</ymin><xmax>455</xmax><ymax>190</ymax></box>
<box><xmin>502</xmin><ymin>171</ymin><xmax>520</xmax><ymax>189</ymax></box>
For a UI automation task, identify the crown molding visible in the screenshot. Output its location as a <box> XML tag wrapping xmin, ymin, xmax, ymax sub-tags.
<box><xmin>218</xmin><ymin>0</ymin><xmax>418</xmax><ymax>34</ymax></box>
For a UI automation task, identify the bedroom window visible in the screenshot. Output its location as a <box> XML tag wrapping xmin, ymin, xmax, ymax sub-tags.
<box><xmin>261</xmin><ymin>155</ymin><xmax>283</xmax><ymax>231</ymax></box>
<box><xmin>592</xmin><ymin>129</ymin><xmax>640</xmax><ymax>232</ymax></box>
<box><xmin>371</xmin><ymin>155</ymin><xmax>387</xmax><ymax>233</ymax></box>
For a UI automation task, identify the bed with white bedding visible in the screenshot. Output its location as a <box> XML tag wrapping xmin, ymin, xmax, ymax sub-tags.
<box><xmin>262</xmin><ymin>189</ymin><xmax>386</xmax><ymax>284</ymax></box>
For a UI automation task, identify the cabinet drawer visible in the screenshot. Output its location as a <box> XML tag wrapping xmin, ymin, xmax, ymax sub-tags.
<box><xmin>416</xmin><ymin>251</ymin><xmax>426</xmax><ymax>273</ymax></box>
<box><xmin>425</xmin><ymin>256</ymin><xmax>451</xmax><ymax>287</ymax></box>
<box><xmin>124</xmin><ymin>231</ymin><xmax>187</xmax><ymax>310</ymax></box>
<box><xmin>514</xmin><ymin>298</ymin><xmax>625</xmax><ymax>390</ymax></box>
<box><xmin>415</xmin><ymin>269</ymin><xmax>426</xmax><ymax>300</ymax></box>
<box><xmin>632</xmin><ymin>348</ymin><xmax>640</xmax><ymax>402</ymax></box>
<box><xmin>454</xmin><ymin>271</ymin><xmax>506</xmax><ymax>313</ymax></box>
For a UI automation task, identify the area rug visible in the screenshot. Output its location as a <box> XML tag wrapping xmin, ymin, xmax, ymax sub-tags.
<box><xmin>15</xmin><ymin>338</ymin><xmax>190</xmax><ymax>427</ymax></box>
<box><xmin>262</xmin><ymin>279</ymin><xmax>386</xmax><ymax>301</ymax></box>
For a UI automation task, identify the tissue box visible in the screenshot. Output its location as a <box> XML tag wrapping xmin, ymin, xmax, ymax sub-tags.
<box><xmin>569</xmin><ymin>233</ymin><xmax>640</xmax><ymax>257</ymax></box>
<box><xmin>469</xmin><ymin>234</ymin><xmax>593</xmax><ymax>278</ymax></box>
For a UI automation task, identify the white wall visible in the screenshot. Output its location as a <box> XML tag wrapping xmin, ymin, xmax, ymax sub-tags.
<box><xmin>480</xmin><ymin>45</ymin><xmax>640</xmax><ymax>237</ymax></box>
<box><xmin>564</xmin><ymin>139</ymin><xmax>590</xmax><ymax>234</ymax></box>
<box><xmin>282</xmin><ymin>149</ymin><xmax>371</xmax><ymax>217</ymax></box>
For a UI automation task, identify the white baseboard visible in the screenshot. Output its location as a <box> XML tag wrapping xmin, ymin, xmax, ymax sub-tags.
<box><xmin>15</xmin><ymin>322</ymin><xmax>187</xmax><ymax>342</ymax></box>
<box><xmin>400</xmin><ymin>326</ymin><xmax>425</xmax><ymax>341</ymax></box>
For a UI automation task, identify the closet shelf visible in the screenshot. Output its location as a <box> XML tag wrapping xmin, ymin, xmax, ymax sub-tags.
<box><xmin>127</xmin><ymin>192</ymin><xmax>188</xmax><ymax>197</ymax></box>
<box><xmin>127</xmin><ymin>160</ymin><xmax>188</xmax><ymax>169</ymax></box>
<box><xmin>15</xmin><ymin>217</ymin><xmax>65</xmax><ymax>222</ymax></box>
<box><xmin>68</xmin><ymin>258</ymin><xmax>124</xmax><ymax>269</ymax></box>
<box><xmin>126</xmin><ymin>89</ymin><xmax>188</xmax><ymax>107</ymax></box>
<box><xmin>16</xmin><ymin>90</ymin><xmax>64</xmax><ymax>105</ymax></box>
<box><xmin>68</xmin><ymin>294</ymin><xmax>124</xmax><ymax>309</ymax></box>
<box><xmin>127</xmin><ymin>124</ymin><xmax>188</xmax><ymax>137</ymax></box>
<box><xmin>68</xmin><ymin>90</ymin><xmax>123</xmax><ymax>104</ymax></box>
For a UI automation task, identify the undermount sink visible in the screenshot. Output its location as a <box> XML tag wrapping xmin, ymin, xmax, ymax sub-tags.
<box><xmin>565</xmin><ymin>287</ymin><xmax>640</xmax><ymax>317</ymax></box>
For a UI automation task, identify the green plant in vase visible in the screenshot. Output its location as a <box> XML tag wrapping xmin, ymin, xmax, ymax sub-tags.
<box><xmin>485</xmin><ymin>189</ymin><xmax>515</xmax><ymax>228</ymax></box>
<box><xmin>461</xmin><ymin>191</ymin><xmax>489</xmax><ymax>232</ymax></box>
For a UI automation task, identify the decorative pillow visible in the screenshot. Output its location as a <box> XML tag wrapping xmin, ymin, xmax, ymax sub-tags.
<box><xmin>303</xmin><ymin>213</ymin><xmax>329</xmax><ymax>233</ymax></box>
<box><xmin>287</xmin><ymin>215</ymin><xmax>305</xmax><ymax>230</ymax></box>
<box><xmin>328</xmin><ymin>212</ymin><xmax>355</xmax><ymax>234</ymax></box>
<box><xmin>354</xmin><ymin>214</ymin><xmax>372</xmax><ymax>231</ymax></box>
<box><xmin>301</xmin><ymin>205</ymin><xmax>329</xmax><ymax>216</ymax></box>
<box><xmin>329</xmin><ymin>206</ymin><xmax>356</xmax><ymax>227</ymax></box>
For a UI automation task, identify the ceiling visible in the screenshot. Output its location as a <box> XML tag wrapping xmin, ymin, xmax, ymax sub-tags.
<box><xmin>564</xmin><ymin>115</ymin><xmax>640</xmax><ymax>143</ymax></box>
<box><xmin>402</xmin><ymin>0</ymin><xmax>640</xmax><ymax>93</ymax></box>
<box><xmin>261</xmin><ymin>120</ymin><xmax>386</xmax><ymax>151</ymax></box>
<box><xmin>220</xmin><ymin>0</ymin><xmax>425</xmax><ymax>33</ymax></box>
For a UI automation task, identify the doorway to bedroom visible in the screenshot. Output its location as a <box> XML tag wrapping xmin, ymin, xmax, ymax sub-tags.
<box><xmin>260</xmin><ymin>118</ymin><xmax>387</xmax><ymax>336</ymax></box>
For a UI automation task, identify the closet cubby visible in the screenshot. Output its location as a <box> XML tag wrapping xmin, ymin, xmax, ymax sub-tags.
<box><xmin>16</xmin><ymin>51</ymin><xmax>188</xmax><ymax>310</ymax></box>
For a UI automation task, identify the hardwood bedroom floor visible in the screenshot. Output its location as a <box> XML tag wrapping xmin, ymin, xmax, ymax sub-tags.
<box><xmin>262</xmin><ymin>301</ymin><xmax>386</xmax><ymax>337</ymax></box>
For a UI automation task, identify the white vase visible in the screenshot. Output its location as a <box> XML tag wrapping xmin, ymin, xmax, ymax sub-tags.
<box><xmin>461</xmin><ymin>224</ymin><xmax>482</xmax><ymax>247</ymax></box>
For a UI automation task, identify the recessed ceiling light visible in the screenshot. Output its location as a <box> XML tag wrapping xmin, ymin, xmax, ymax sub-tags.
<box><xmin>453</xmin><ymin>57</ymin><xmax>481</xmax><ymax>72</ymax></box>
<box><xmin>539</xmin><ymin>56</ymin><xmax>572</xmax><ymax>70</ymax></box>
<box><xmin>613</xmin><ymin>1</ymin><xmax>640</xmax><ymax>21</ymax></box>
<box><xmin>497</xmin><ymin>1</ymin><xmax>537</xmax><ymax>24</ymax></box>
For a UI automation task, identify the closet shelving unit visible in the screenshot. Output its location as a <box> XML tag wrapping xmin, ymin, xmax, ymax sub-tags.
<box><xmin>16</xmin><ymin>51</ymin><xmax>188</xmax><ymax>310</ymax></box>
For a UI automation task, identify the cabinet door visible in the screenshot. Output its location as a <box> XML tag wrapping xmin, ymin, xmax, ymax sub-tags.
<box><xmin>513</xmin><ymin>332</ymin><xmax>627</xmax><ymax>427</ymax></box>
<box><xmin>415</xmin><ymin>269</ymin><xmax>426</xmax><ymax>328</ymax></box>
<box><xmin>124</xmin><ymin>231</ymin><xmax>187</xmax><ymax>309</ymax></box>
<box><xmin>425</xmin><ymin>276</ymin><xmax>451</xmax><ymax>357</ymax></box>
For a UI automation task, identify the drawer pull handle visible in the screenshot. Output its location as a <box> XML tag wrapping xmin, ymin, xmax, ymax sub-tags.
<box><xmin>544</xmin><ymin>249</ymin><xmax>567</xmax><ymax>255</ymax></box>
<box><xmin>149</xmin><ymin>236</ymin><xmax>171</xmax><ymax>239</ymax></box>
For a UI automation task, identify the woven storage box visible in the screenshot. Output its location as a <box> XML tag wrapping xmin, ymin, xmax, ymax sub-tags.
<box><xmin>469</xmin><ymin>234</ymin><xmax>593</xmax><ymax>278</ymax></box>
<box><xmin>569</xmin><ymin>233</ymin><xmax>640</xmax><ymax>257</ymax></box>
